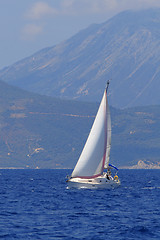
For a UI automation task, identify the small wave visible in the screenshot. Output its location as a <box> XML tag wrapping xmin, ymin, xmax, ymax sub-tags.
<box><xmin>142</xmin><ymin>187</ymin><xmax>156</xmax><ymax>190</ymax></box>
<box><xmin>124</xmin><ymin>186</ymin><xmax>133</xmax><ymax>189</ymax></box>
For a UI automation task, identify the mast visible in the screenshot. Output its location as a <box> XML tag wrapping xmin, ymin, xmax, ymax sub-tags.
<box><xmin>106</xmin><ymin>80</ymin><xmax>110</xmax><ymax>93</ymax></box>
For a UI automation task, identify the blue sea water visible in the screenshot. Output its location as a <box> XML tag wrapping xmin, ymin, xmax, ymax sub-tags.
<box><xmin>0</xmin><ymin>169</ymin><xmax>160</xmax><ymax>240</ymax></box>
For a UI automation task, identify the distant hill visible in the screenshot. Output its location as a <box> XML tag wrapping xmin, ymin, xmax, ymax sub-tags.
<box><xmin>0</xmin><ymin>80</ymin><xmax>97</xmax><ymax>168</ymax></box>
<box><xmin>0</xmin><ymin>80</ymin><xmax>159</xmax><ymax>168</ymax></box>
<box><xmin>1</xmin><ymin>9</ymin><xmax>160</xmax><ymax>108</ymax></box>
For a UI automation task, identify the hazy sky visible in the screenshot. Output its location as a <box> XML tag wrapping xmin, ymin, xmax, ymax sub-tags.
<box><xmin>0</xmin><ymin>0</ymin><xmax>160</xmax><ymax>69</ymax></box>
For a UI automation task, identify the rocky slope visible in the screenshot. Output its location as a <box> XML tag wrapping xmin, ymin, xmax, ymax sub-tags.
<box><xmin>1</xmin><ymin>9</ymin><xmax>160</xmax><ymax>108</ymax></box>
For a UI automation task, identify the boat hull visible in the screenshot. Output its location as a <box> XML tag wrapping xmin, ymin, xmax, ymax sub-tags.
<box><xmin>67</xmin><ymin>175</ymin><xmax>120</xmax><ymax>189</ymax></box>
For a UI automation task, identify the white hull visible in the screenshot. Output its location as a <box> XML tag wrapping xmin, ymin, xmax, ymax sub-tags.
<box><xmin>67</xmin><ymin>175</ymin><xmax>120</xmax><ymax>189</ymax></box>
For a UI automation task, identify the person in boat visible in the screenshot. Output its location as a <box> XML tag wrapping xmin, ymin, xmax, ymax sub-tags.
<box><xmin>106</xmin><ymin>167</ymin><xmax>113</xmax><ymax>180</ymax></box>
<box><xmin>106</xmin><ymin>169</ymin><xmax>111</xmax><ymax>180</ymax></box>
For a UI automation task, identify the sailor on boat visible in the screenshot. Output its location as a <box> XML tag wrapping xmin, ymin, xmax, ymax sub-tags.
<box><xmin>106</xmin><ymin>169</ymin><xmax>112</xmax><ymax>180</ymax></box>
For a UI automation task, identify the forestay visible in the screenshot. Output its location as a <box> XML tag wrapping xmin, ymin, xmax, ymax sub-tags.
<box><xmin>71</xmin><ymin>88</ymin><xmax>110</xmax><ymax>179</ymax></box>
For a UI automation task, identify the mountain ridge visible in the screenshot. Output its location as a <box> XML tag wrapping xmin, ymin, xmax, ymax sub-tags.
<box><xmin>1</xmin><ymin>9</ymin><xmax>160</xmax><ymax>108</ymax></box>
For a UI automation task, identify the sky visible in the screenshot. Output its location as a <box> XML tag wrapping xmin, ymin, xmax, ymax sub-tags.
<box><xmin>0</xmin><ymin>0</ymin><xmax>160</xmax><ymax>69</ymax></box>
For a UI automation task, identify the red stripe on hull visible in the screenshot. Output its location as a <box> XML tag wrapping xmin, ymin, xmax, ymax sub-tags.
<box><xmin>71</xmin><ymin>173</ymin><xmax>102</xmax><ymax>179</ymax></box>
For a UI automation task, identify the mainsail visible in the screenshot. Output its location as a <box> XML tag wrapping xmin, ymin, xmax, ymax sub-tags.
<box><xmin>71</xmin><ymin>86</ymin><xmax>111</xmax><ymax>179</ymax></box>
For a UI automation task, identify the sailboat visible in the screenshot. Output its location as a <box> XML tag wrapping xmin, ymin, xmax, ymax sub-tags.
<box><xmin>67</xmin><ymin>81</ymin><xmax>120</xmax><ymax>189</ymax></box>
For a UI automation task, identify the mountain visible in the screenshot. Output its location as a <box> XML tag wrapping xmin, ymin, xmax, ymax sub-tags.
<box><xmin>0</xmin><ymin>80</ymin><xmax>160</xmax><ymax>168</ymax></box>
<box><xmin>0</xmin><ymin>80</ymin><xmax>97</xmax><ymax>168</ymax></box>
<box><xmin>1</xmin><ymin>9</ymin><xmax>160</xmax><ymax>108</ymax></box>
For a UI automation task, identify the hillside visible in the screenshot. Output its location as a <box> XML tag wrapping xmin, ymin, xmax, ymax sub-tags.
<box><xmin>1</xmin><ymin>9</ymin><xmax>160</xmax><ymax>108</ymax></box>
<box><xmin>0</xmin><ymin>80</ymin><xmax>159</xmax><ymax>168</ymax></box>
<box><xmin>0</xmin><ymin>80</ymin><xmax>97</xmax><ymax>168</ymax></box>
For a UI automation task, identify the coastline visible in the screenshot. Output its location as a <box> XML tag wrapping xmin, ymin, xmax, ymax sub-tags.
<box><xmin>120</xmin><ymin>160</ymin><xmax>160</xmax><ymax>169</ymax></box>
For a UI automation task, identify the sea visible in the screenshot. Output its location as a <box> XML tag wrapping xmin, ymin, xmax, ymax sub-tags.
<box><xmin>0</xmin><ymin>169</ymin><xmax>160</xmax><ymax>240</ymax></box>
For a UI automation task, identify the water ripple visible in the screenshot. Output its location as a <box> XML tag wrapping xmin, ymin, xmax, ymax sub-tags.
<box><xmin>0</xmin><ymin>169</ymin><xmax>160</xmax><ymax>239</ymax></box>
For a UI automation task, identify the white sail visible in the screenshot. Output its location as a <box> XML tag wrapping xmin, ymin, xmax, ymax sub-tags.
<box><xmin>104</xmin><ymin>100</ymin><xmax>111</xmax><ymax>169</ymax></box>
<box><xmin>71</xmin><ymin>89</ymin><xmax>110</xmax><ymax>179</ymax></box>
